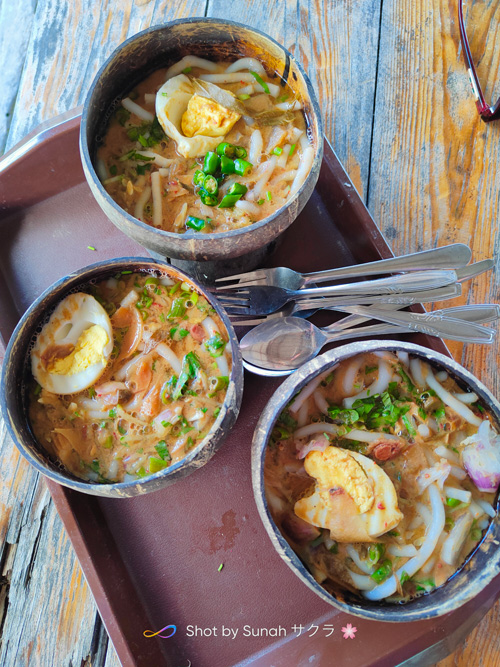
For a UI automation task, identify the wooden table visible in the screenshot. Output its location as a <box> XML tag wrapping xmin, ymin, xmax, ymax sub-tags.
<box><xmin>1</xmin><ymin>1</ymin><xmax>499</xmax><ymax>665</ymax></box>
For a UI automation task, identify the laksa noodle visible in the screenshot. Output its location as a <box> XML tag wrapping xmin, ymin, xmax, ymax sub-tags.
<box><xmin>28</xmin><ymin>271</ymin><xmax>231</xmax><ymax>483</ymax></box>
<box><xmin>97</xmin><ymin>55</ymin><xmax>314</xmax><ymax>234</ymax></box>
<box><xmin>264</xmin><ymin>351</ymin><xmax>499</xmax><ymax>603</ymax></box>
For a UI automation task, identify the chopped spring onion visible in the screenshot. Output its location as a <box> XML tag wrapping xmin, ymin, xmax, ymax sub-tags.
<box><xmin>250</xmin><ymin>71</ymin><xmax>270</xmax><ymax>94</ymax></box>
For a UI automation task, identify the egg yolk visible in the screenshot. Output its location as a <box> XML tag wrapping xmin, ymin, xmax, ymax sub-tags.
<box><xmin>304</xmin><ymin>448</ymin><xmax>375</xmax><ymax>513</ymax></box>
<box><xmin>49</xmin><ymin>325</ymin><xmax>109</xmax><ymax>376</ymax></box>
<box><xmin>181</xmin><ymin>94</ymin><xmax>240</xmax><ymax>138</ymax></box>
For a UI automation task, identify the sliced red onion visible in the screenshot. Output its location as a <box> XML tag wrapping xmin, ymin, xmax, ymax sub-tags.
<box><xmin>282</xmin><ymin>512</ymin><xmax>321</xmax><ymax>543</ymax></box>
<box><xmin>416</xmin><ymin>459</ymin><xmax>451</xmax><ymax>494</ymax></box>
<box><xmin>296</xmin><ymin>434</ymin><xmax>330</xmax><ymax>460</ymax></box>
<box><xmin>461</xmin><ymin>420</ymin><xmax>500</xmax><ymax>493</ymax></box>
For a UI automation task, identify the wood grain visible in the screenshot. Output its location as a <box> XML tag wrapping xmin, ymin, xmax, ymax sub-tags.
<box><xmin>1</xmin><ymin>0</ymin><xmax>500</xmax><ymax>665</ymax></box>
<box><xmin>206</xmin><ymin>0</ymin><xmax>382</xmax><ymax>197</ymax></box>
<box><xmin>368</xmin><ymin>1</ymin><xmax>500</xmax><ymax>660</ymax></box>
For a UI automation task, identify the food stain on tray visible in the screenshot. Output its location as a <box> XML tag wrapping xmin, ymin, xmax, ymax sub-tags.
<box><xmin>207</xmin><ymin>509</ymin><xmax>240</xmax><ymax>553</ymax></box>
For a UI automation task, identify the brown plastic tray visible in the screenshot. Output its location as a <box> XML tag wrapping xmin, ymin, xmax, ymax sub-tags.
<box><xmin>1</xmin><ymin>111</ymin><xmax>500</xmax><ymax>667</ymax></box>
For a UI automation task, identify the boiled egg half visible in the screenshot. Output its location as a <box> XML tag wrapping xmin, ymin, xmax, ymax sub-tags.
<box><xmin>155</xmin><ymin>74</ymin><xmax>240</xmax><ymax>158</ymax></box>
<box><xmin>294</xmin><ymin>446</ymin><xmax>402</xmax><ymax>542</ymax></box>
<box><xmin>31</xmin><ymin>293</ymin><xmax>113</xmax><ymax>395</ymax></box>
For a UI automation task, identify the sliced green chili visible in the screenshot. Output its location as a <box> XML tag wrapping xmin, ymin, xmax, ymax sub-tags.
<box><xmin>186</xmin><ymin>216</ymin><xmax>206</xmax><ymax>231</ymax></box>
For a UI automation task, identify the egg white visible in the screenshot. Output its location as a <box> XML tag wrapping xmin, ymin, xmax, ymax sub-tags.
<box><xmin>294</xmin><ymin>447</ymin><xmax>403</xmax><ymax>542</ymax></box>
<box><xmin>31</xmin><ymin>293</ymin><xmax>113</xmax><ymax>395</ymax></box>
<box><xmin>155</xmin><ymin>74</ymin><xmax>225</xmax><ymax>158</ymax></box>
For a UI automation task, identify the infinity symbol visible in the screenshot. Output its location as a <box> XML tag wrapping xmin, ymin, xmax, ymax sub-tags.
<box><xmin>143</xmin><ymin>624</ymin><xmax>177</xmax><ymax>639</ymax></box>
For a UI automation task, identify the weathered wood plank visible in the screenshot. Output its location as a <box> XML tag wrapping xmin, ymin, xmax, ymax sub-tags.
<box><xmin>206</xmin><ymin>0</ymin><xmax>382</xmax><ymax>198</ymax></box>
<box><xmin>0</xmin><ymin>2</ymin><xmax>206</xmax><ymax>666</ymax></box>
<box><xmin>0</xmin><ymin>0</ymin><xmax>37</xmax><ymax>155</ymax></box>
<box><xmin>368</xmin><ymin>2</ymin><xmax>500</xmax><ymax>660</ymax></box>
<box><xmin>5</xmin><ymin>0</ymin><xmax>207</xmax><ymax>150</ymax></box>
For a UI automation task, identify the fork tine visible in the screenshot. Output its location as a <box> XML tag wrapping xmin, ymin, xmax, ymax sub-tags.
<box><xmin>215</xmin><ymin>278</ymin><xmax>266</xmax><ymax>290</ymax></box>
<box><xmin>214</xmin><ymin>269</ymin><xmax>266</xmax><ymax>283</ymax></box>
<box><xmin>229</xmin><ymin>317</ymin><xmax>266</xmax><ymax>326</ymax></box>
<box><xmin>220</xmin><ymin>305</ymin><xmax>251</xmax><ymax>315</ymax></box>
<box><xmin>216</xmin><ymin>295</ymin><xmax>250</xmax><ymax>306</ymax></box>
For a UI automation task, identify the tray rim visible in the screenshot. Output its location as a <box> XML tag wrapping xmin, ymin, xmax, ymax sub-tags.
<box><xmin>0</xmin><ymin>111</ymin><xmax>488</xmax><ymax>667</ymax></box>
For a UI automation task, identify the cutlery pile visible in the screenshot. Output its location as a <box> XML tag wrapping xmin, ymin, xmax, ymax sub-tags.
<box><xmin>212</xmin><ymin>244</ymin><xmax>497</xmax><ymax>375</ymax></box>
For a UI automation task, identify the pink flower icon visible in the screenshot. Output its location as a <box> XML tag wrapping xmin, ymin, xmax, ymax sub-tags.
<box><xmin>341</xmin><ymin>623</ymin><xmax>357</xmax><ymax>639</ymax></box>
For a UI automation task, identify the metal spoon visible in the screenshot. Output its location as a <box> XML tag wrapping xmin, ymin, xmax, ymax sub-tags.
<box><xmin>240</xmin><ymin>306</ymin><xmax>498</xmax><ymax>371</ymax></box>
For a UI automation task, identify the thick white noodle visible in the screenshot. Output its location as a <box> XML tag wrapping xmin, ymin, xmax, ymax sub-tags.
<box><xmin>236</xmin><ymin>84</ymin><xmax>254</xmax><ymax>96</ymax></box>
<box><xmin>200</xmin><ymin>72</ymin><xmax>255</xmax><ymax>83</ymax></box>
<box><xmin>344</xmin><ymin>361</ymin><xmax>391</xmax><ymax>408</ymax></box>
<box><xmin>268</xmin><ymin>169</ymin><xmax>297</xmax><ymax>190</ymax></box>
<box><xmin>267</xmin><ymin>83</ymin><xmax>280</xmax><ymax>97</ymax></box>
<box><xmin>449</xmin><ymin>465</ymin><xmax>467</xmax><ymax>480</ymax></box>
<box><xmin>121</xmin><ymin>97</ymin><xmax>154</xmax><ymax>122</ymax></box>
<box><xmin>173</xmin><ymin>203</ymin><xmax>188</xmax><ymax>229</ymax></box>
<box><xmin>290</xmin><ymin>146</ymin><xmax>314</xmax><ymax>196</ymax></box>
<box><xmin>434</xmin><ymin>445</ymin><xmax>461</xmax><ymax>465</ymax></box>
<box><xmin>226</xmin><ymin>57</ymin><xmax>266</xmax><ymax>75</ymax></box>
<box><xmin>363</xmin><ymin>484</ymin><xmax>445</xmax><ymax>600</ymax></box>
<box><xmin>293</xmin><ymin>422</ymin><xmax>393</xmax><ymax>445</ymax></box>
<box><xmin>313</xmin><ymin>389</ymin><xmax>330</xmax><ymax>414</ymax></box>
<box><xmin>201</xmin><ymin>315</ymin><xmax>219</xmax><ymax>338</ymax></box>
<box><xmin>420</xmin><ymin>555</ymin><xmax>437</xmax><ymax>574</ymax></box>
<box><xmin>165</xmin><ymin>56</ymin><xmax>218</xmax><ymax>79</ymax></box>
<box><xmin>249</xmin><ymin>156</ymin><xmax>278</xmax><ymax>199</ymax></box>
<box><xmin>426</xmin><ymin>370</ymin><xmax>482</xmax><ymax>426</ymax></box>
<box><xmin>201</xmin><ymin>316</ymin><xmax>230</xmax><ymax>377</ymax></box>
<box><xmin>151</xmin><ymin>171</ymin><xmax>163</xmax><ymax>227</ymax></box>
<box><xmin>452</xmin><ymin>392</ymin><xmax>479</xmax><ymax>404</ymax></box>
<box><xmin>477</xmin><ymin>499</ymin><xmax>496</xmax><ymax>518</ymax></box>
<box><xmin>96</xmin><ymin>158</ymin><xmax>108</xmax><ymax>181</ymax></box>
<box><xmin>235</xmin><ymin>199</ymin><xmax>261</xmax><ymax>216</ymax></box>
<box><xmin>277</xmin><ymin>144</ymin><xmax>291</xmax><ymax>168</ymax></box>
<box><xmin>478</xmin><ymin>517</ymin><xmax>490</xmax><ymax>530</ymax></box>
<box><xmin>114</xmin><ymin>354</ymin><xmax>143</xmax><ymax>381</ymax></box>
<box><xmin>397</xmin><ymin>351</ymin><xmax>410</xmax><ymax>366</ymax></box>
<box><xmin>441</xmin><ymin>512</ymin><xmax>474</xmax><ymax>565</ymax></box>
<box><xmin>346</xmin><ymin>545</ymin><xmax>374</xmax><ymax>574</ymax></box>
<box><xmin>135</xmin><ymin>150</ymin><xmax>173</xmax><ymax>168</ymax></box>
<box><xmin>388</xmin><ymin>544</ymin><xmax>418</xmax><ymax>558</ymax></box>
<box><xmin>156</xmin><ymin>343</ymin><xmax>182</xmax><ymax>374</ymax></box>
<box><xmin>416</xmin><ymin>501</ymin><xmax>433</xmax><ymax>526</ymax></box>
<box><xmin>289</xmin><ymin>368</ymin><xmax>334</xmax><ymax>414</ymax></box>
<box><xmin>443</xmin><ymin>485</ymin><xmax>471</xmax><ymax>503</ymax></box>
<box><xmin>297</xmin><ymin>400</ymin><xmax>310</xmax><ymax>427</ymax></box>
<box><xmin>215</xmin><ymin>354</ymin><xmax>230</xmax><ymax>377</ymax></box>
<box><xmin>436</xmin><ymin>371</ymin><xmax>448</xmax><ymax>382</ymax></box>
<box><xmin>299</xmin><ymin>133</ymin><xmax>310</xmax><ymax>151</ymax></box>
<box><xmin>159</xmin><ymin>276</ymin><xmax>174</xmax><ymax>286</ymax></box>
<box><xmin>468</xmin><ymin>499</ymin><xmax>486</xmax><ymax>519</ymax></box>
<box><xmin>120</xmin><ymin>289</ymin><xmax>139</xmax><ymax>308</ymax></box>
<box><xmin>348</xmin><ymin>570</ymin><xmax>376</xmax><ymax>591</ymax></box>
<box><xmin>248</xmin><ymin>129</ymin><xmax>263</xmax><ymax>166</ymax></box>
<box><xmin>342</xmin><ymin>356</ymin><xmax>364</xmax><ymax>396</ymax></box>
<box><xmin>410</xmin><ymin>358</ymin><xmax>427</xmax><ymax>389</ymax></box>
<box><xmin>134</xmin><ymin>186</ymin><xmax>151</xmax><ymax>221</ymax></box>
<box><xmin>418</xmin><ymin>424</ymin><xmax>431</xmax><ymax>437</ymax></box>
<box><xmin>275</xmin><ymin>100</ymin><xmax>303</xmax><ymax>111</ymax></box>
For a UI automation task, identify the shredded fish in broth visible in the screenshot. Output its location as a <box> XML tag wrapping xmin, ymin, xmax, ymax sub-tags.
<box><xmin>29</xmin><ymin>272</ymin><xmax>231</xmax><ymax>483</ymax></box>
<box><xmin>97</xmin><ymin>56</ymin><xmax>313</xmax><ymax>233</ymax></box>
<box><xmin>264</xmin><ymin>352</ymin><xmax>499</xmax><ymax>603</ymax></box>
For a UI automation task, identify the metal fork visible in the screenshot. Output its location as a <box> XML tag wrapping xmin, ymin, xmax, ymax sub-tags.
<box><xmin>228</xmin><ymin>259</ymin><xmax>493</xmax><ymax>325</ymax></box>
<box><xmin>216</xmin><ymin>270</ymin><xmax>458</xmax><ymax>317</ymax></box>
<box><xmin>214</xmin><ymin>243</ymin><xmax>472</xmax><ymax>290</ymax></box>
